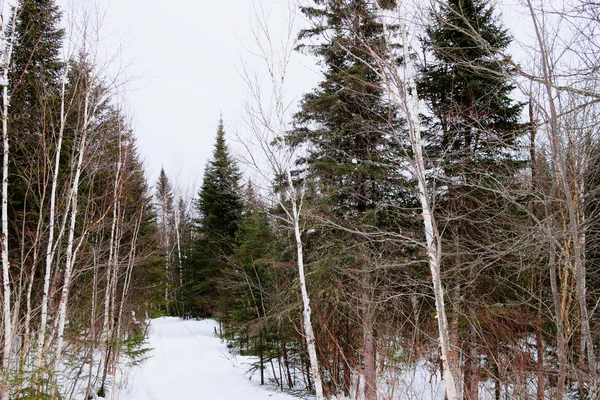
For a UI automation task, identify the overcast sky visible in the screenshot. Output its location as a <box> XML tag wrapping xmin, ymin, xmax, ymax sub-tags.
<box><xmin>58</xmin><ymin>0</ymin><xmax>320</xmax><ymax>196</ymax></box>
<box><xmin>52</xmin><ymin>0</ymin><xmax>530</xmax><ymax>198</ymax></box>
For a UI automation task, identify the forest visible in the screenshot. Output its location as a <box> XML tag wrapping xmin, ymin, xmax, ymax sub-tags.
<box><xmin>1</xmin><ymin>0</ymin><xmax>600</xmax><ymax>399</ymax></box>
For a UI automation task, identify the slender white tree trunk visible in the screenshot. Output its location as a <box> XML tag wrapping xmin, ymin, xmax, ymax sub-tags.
<box><xmin>36</xmin><ymin>66</ymin><xmax>69</xmax><ymax>368</ymax></box>
<box><xmin>402</xmin><ymin>32</ymin><xmax>460</xmax><ymax>400</ymax></box>
<box><xmin>372</xmin><ymin>3</ymin><xmax>461</xmax><ymax>398</ymax></box>
<box><xmin>116</xmin><ymin>204</ymin><xmax>143</xmax><ymax>345</ymax></box>
<box><xmin>54</xmin><ymin>84</ymin><xmax>93</xmax><ymax>365</ymax></box>
<box><xmin>286</xmin><ymin>170</ymin><xmax>324</xmax><ymax>400</ymax></box>
<box><xmin>0</xmin><ymin>37</ymin><xmax>11</xmax><ymax>400</ymax></box>
<box><xmin>1</xmin><ymin>8</ymin><xmax>18</xmax><ymax>399</ymax></box>
<box><xmin>102</xmin><ymin>142</ymin><xmax>122</xmax><ymax>340</ymax></box>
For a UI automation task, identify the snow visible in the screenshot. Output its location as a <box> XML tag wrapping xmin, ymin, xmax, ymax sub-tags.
<box><xmin>117</xmin><ymin>317</ymin><xmax>303</xmax><ymax>400</ymax></box>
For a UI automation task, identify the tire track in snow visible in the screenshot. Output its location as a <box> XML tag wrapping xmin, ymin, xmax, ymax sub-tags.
<box><xmin>117</xmin><ymin>317</ymin><xmax>304</xmax><ymax>400</ymax></box>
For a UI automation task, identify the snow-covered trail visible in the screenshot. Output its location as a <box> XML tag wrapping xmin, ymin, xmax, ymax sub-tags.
<box><xmin>118</xmin><ymin>317</ymin><xmax>301</xmax><ymax>400</ymax></box>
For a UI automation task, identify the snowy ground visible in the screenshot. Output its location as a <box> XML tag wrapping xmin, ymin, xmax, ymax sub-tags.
<box><xmin>116</xmin><ymin>317</ymin><xmax>302</xmax><ymax>400</ymax></box>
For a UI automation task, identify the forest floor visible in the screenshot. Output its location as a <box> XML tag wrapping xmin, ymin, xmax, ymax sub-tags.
<box><xmin>116</xmin><ymin>317</ymin><xmax>302</xmax><ymax>400</ymax></box>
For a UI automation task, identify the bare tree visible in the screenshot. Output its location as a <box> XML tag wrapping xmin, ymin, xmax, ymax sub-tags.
<box><xmin>236</xmin><ymin>4</ymin><xmax>325</xmax><ymax>398</ymax></box>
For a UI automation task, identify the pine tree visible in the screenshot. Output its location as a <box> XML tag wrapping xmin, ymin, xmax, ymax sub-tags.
<box><xmin>186</xmin><ymin>119</ymin><xmax>243</xmax><ymax>318</ymax></box>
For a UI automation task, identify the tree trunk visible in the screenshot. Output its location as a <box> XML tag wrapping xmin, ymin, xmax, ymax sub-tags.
<box><xmin>362</xmin><ymin>274</ymin><xmax>377</xmax><ymax>400</ymax></box>
<box><xmin>37</xmin><ymin>64</ymin><xmax>69</xmax><ymax>369</ymax></box>
<box><xmin>397</xmin><ymin>12</ymin><xmax>460</xmax><ymax>399</ymax></box>
<box><xmin>373</xmin><ymin>3</ymin><xmax>461</xmax><ymax>397</ymax></box>
<box><xmin>287</xmin><ymin>170</ymin><xmax>324</xmax><ymax>400</ymax></box>
<box><xmin>527</xmin><ymin>0</ymin><xmax>597</xmax><ymax>389</ymax></box>
<box><xmin>1</xmin><ymin>9</ymin><xmax>18</xmax><ymax>398</ymax></box>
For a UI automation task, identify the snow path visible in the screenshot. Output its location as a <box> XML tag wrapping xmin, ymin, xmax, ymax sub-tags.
<box><xmin>118</xmin><ymin>317</ymin><xmax>301</xmax><ymax>400</ymax></box>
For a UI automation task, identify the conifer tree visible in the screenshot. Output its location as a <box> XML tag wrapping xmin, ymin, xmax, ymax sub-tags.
<box><xmin>418</xmin><ymin>0</ymin><xmax>523</xmax><ymax>175</ymax></box>
<box><xmin>155</xmin><ymin>168</ymin><xmax>175</xmax><ymax>312</ymax></box>
<box><xmin>288</xmin><ymin>1</ymin><xmax>414</xmax><ymax>397</ymax></box>
<box><xmin>186</xmin><ymin>119</ymin><xmax>243</xmax><ymax>317</ymax></box>
<box><xmin>417</xmin><ymin>1</ymin><xmax>526</xmax><ymax>397</ymax></box>
<box><xmin>7</xmin><ymin>0</ymin><xmax>65</xmax><ymax>212</ymax></box>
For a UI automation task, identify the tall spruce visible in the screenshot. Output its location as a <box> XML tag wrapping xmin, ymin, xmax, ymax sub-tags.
<box><xmin>187</xmin><ymin>119</ymin><xmax>243</xmax><ymax>317</ymax></box>
<box><xmin>155</xmin><ymin>168</ymin><xmax>176</xmax><ymax>312</ymax></box>
<box><xmin>418</xmin><ymin>0</ymin><xmax>523</xmax><ymax>175</ymax></box>
<box><xmin>289</xmin><ymin>1</ymin><xmax>414</xmax><ymax>397</ymax></box>
<box><xmin>7</xmin><ymin>0</ymin><xmax>64</xmax><ymax>210</ymax></box>
<box><xmin>417</xmin><ymin>1</ymin><xmax>526</xmax><ymax>398</ymax></box>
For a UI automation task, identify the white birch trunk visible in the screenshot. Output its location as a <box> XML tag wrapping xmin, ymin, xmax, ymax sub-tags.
<box><xmin>116</xmin><ymin>205</ymin><xmax>143</xmax><ymax>346</ymax></box>
<box><xmin>372</xmin><ymin>2</ymin><xmax>461</xmax><ymax>398</ymax></box>
<box><xmin>54</xmin><ymin>84</ymin><xmax>93</xmax><ymax>364</ymax></box>
<box><xmin>1</xmin><ymin>8</ymin><xmax>18</xmax><ymax>399</ymax></box>
<box><xmin>36</xmin><ymin>66</ymin><xmax>69</xmax><ymax>368</ymax></box>
<box><xmin>1</xmin><ymin>62</ymin><xmax>11</xmax><ymax>399</ymax></box>
<box><xmin>101</xmin><ymin>133</ymin><xmax>123</xmax><ymax>371</ymax></box>
<box><xmin>401</xmin><ymin>28</ymin><xmax>460</xmax><ymax>400</ymax></box>
<box><xmin>286</xmin><ymin>170</ymin><xmax>324</xmax><ymax>400</ymax></box>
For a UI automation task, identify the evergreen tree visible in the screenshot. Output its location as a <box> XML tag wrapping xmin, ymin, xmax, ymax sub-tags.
<box><xmin>8</xmin><ymin>0</ymin><xmax>64</xmax><ymax>113</ymax></box>
<box><xmin>417</xmin><ymin>1</ymin><xmax>526</xmax><ymax>397</ymax></box>
<box><xmin>4</xmin><ymin>0</ymin><xmax>65</xmax><ymax>257</ymax></box>
<box><xmin>226</xmin><ymin>186</ymin><xmax>275</xmax><ymax>385</ymax></box>
<box><xmin>288</xmin><ymin>1</ymin><xmax>416</xmax><ymax>397</ymax></box>
<box><xmin>7</xmin><ymin>0</ymin><xmax>65</xmax><ymax>205</ymax></box>
<box><xmin>155</xmin><ymin>168</ymin><xmax>175</xmax><ymax>312</ymax></box>
<box><xmin>418</xmin><ymin>0</ymin><xmax>523</xmax><ymax>176</ymax></box>
<box><xmin>186</xmin><ymin>119</ymin><xmax>243</xmax><ymax>317</ymax></box>
<box><xmin>292</xmin><ymin>0</ymin><xmax>405</xmax><ymax>220</ymax></box>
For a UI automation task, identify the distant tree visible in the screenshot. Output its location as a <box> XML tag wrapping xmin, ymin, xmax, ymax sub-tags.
<box><xmin>155</xmin><ymin>168</ymin><xmax>175</xmax><ymax>311</ymax></box>
<box><xmin>186</xmin><ymin>119</ymin><xmax>243</xmax><ymax>317</ymax></box>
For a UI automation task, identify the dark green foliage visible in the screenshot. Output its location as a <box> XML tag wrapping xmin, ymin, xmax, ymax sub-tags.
<box><xmin>418</xmin><ymin>0</ymin><xmax>524</xmax><ymax>175</ymax></box>
<box><xmin>292</xmin><ymin>0</ymin><xmax>409</xmax><ymax>221</ymax></box>
<box><xmin>417</xmin><ymin>1</ymin><xmax>528</xmax><ymax>396</ymax></box>
<box><xmin>197</xmin><ymin>120</ymin><xmax>243</xmax><ymax>244</ymax></box>
<box><xmin>185</xmin><ymin>120</ymin><xmax>244</xmax><ymax>318</ymax></box>
<box><xmin>284</xmin><ymin>1</ymin><xmax>424</xmax><ymax>396</ymax></box>
<box><xmin>6</xmin><ymin>0</ymin><xmax>65</xmax><ymax>214</ymax></box>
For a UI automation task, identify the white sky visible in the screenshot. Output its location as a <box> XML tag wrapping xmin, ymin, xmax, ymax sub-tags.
<box><xmin>55</xmin><ymin>0</ymin><xmax>320</xmax><ymax>197</ymax></box>
<box><xmin>50</xmin><ymin>0</ymin><xmax>536</xmax><ymax>198</ymax></box>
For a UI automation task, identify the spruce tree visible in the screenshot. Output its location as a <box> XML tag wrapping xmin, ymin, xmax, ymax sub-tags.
<box><xmin>7</xmin><ymin>0</ymin><xmax>65</xmax><ymax>208</ymax></box>
<box><xmin>186</xmin><ymin>119</ymin><xmax>243</xmax><ymax>318</ymax></box>
<box><xmin>288</xmin><ymin>1</ymin><xmax>415</xmax><ymax>397</ymax></box>
<box><xmin>3</xmin><ymin>0</ymin><xmax>68</xmax><ymax>304</ymax></box>
<box><xmin>417</xmin><ymin>1</ymin><xmax>526</xmax><ymax>397</ymax></box>
<box><xmin>418</xmin><ymin>0</ymin><xmax>523</xmax><ymax>175</ymax></box>
<box><xmin>155</xmin><ymin>168</ymin><xmax>176</xmax><ymax>313</ymax></box>
<box><xmin>292</xmin><ymin>0</ymin><xmax>405</xmax><ymax>220</ymax></box>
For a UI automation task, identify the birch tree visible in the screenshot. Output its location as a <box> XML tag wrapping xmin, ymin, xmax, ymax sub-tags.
<box><xmin>0</xmin><ymin>5</ymin><xmax>18</xmax><ymax>399</ymax></box>
<box><xmin>237</xmin><ymin>4</ymin><xmax>325</xmax><ymax>398</ymax></box>
<box><xmin>368</xmin><ymin>1</ymin><xmax>461</xmax><ymax>398</ymax></box>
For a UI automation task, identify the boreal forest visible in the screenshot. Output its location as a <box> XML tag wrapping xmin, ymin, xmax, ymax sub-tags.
<box><xmin>0</xmin><ymin>0</ymin><xmax>600</xmax><ymax>399</ymax></box>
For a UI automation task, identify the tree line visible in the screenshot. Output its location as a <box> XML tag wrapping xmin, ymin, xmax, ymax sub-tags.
<box><xmin>158</xmin><ymin>1</ymin><xmax>600</xmax><ymax>400</ymax></box>
<box><xmin>0</xmin><ymin>0</ymin><xmax>164</xmax><ymax>398</ymax></box>
<box><xmin>1</xmin><ymin>0</ymin><xmax>599</xmax><ymax>400</ymax></box>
